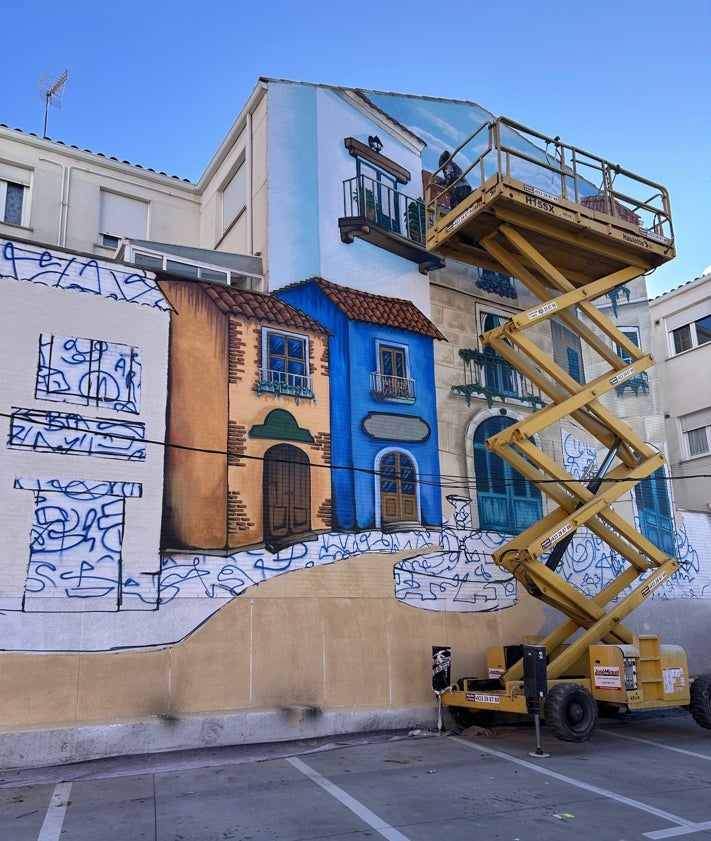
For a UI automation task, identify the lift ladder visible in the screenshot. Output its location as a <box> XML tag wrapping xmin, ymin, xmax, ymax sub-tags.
<box><xmin>426</xmin><ymin>118</ymin><xmax>688</xmax><ymax>722</ymax></box>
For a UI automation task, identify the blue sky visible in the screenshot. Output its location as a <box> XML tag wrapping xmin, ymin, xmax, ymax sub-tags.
<box><xmin>3</xmin><ymin>0</ymin><xmax>709</xmax><ymax>298</ymax></box>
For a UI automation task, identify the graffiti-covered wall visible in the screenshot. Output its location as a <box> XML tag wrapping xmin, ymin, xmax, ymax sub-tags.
<box><xmin>0</xmin><ymin>238</ymin><xmax>170</xmax><ymax>650</ymax></box>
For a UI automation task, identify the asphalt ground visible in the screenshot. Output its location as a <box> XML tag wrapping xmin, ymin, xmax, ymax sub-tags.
<box><xmin>1</xmin><ymin>708</ymin><xmax>710</xmax><ymax>841</ymax></box>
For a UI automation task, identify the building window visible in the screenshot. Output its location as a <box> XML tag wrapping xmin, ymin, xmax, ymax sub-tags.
<box><xmin>36</xmin><ymin>334</ymin><xmax>142</xmax><ymax>414</ymax></box>
<box><xmin>686</xmin><ymin>427</ymin><xmax>709</xmax><ymax>457</ymax></box>
<box><xmin>370</xmin><ymin>341</ymin><xmax>415</xmax><ymax>402</ymax></box>
<box><xmin>2</xmin><ymin>181</ymin><xmax>25</xmax><ymax>225</ymax></box>
<box><xmin>551</xmin><ymin>319</ymin><xmax>585</xmax><ymax>384</ymax></box>
<box><xmin>473</xmin><ymin>415</ymin><xmax>542</xmax><ymax>533</ymax></box>
<box><xmin>222</xmin><ymin>158</ymin><xmax>247</xmax><ymax>231</ymax></box>
<box><xmin>681</xmin><ymin>409</ymin><xmax>711</xmax><ymax>458</ymax></box>
<box><xmin>99</xmin><ymin>191</ymin><xmax>149</xmax><ymax>250</ymax></box>
<box><xmin>670</xmin><ymin>314</ymin><xmax>711</xmax><ymax>355</ymax></box>
<box><xmin>0</xmin><ymin>163</ymin><xmax>31</xmax><ymax>227</ymax></box>
<box><xmin>257</xmin><ymin>330</ymin><xmax>314</xmax><ymax>402</ymax></box>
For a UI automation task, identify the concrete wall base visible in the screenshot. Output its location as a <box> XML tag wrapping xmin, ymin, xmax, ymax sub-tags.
<box><xmin>0</xmin><ymin>705</ymin><xmax>438</xmax><ymax>771</ymax></box>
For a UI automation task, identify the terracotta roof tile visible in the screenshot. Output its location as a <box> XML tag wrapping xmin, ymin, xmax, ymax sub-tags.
<box><xmin>282</xmin><ymin>277</ymin><xmax>446</xmax><ymax>340</ymax></box>
<box><xmin>198</xmin><ymin>283</ymin><xmax>328</xmax><ymax>334</ymax></box>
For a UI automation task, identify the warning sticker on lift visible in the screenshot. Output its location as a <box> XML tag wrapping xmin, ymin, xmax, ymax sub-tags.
<box><xmin>594</xmin><ymin>665</ymin><xmax>622</xmax><ymax>690</ymax></box>
<box><xmin>465</xmin><ymin>692</ymin><xmax>501</xmax><ymax>705</ymax></box>
<box><xmin>663</xmin><ymin>667</ymin><xmax>686</xmax><ymax>694</ymax></box>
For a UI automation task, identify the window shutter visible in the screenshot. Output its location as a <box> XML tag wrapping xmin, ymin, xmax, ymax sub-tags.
<box><xmin>0</xmin><ymin>162</ymin><xmax>32</xmax><ymax>186</ymax></box>
<box><xmin>99</xmin><ymin>192</ymin><xmax>148</xmax><ymax>239</ymax></box>
<box><xmin>223</xmin><ymin>163</ymin><xmax>247</xmax><ymax>228</ymax></box>
<box><xmin>680</xmin><ymin>408</ymin><xmax>711</xmax><ymax>433</ymax></box>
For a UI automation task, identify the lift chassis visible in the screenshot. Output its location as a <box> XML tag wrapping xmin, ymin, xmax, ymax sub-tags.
<box><xmin>426</xmin><ymin>118</ymin><xmax>711</xmax><ymax>740</ymax></box>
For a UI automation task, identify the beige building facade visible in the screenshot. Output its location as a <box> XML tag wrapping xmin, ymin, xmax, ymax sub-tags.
<box><xmin>650</xmin><ymin>272</ymin><xmax>711</xmax><ymax>513</ymax></box>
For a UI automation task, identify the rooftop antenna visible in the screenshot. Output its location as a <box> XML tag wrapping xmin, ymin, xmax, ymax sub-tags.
<box><xmin>39</xmin><ymin>69</ymin><xmax>68</xmax><ymax>139</ymax></box>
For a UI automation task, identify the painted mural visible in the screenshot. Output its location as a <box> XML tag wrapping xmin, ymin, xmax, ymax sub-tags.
<box><xmin>1</xmin><ymin>84</ymin><xmax>709</xmax><ymax>663</ymax></box>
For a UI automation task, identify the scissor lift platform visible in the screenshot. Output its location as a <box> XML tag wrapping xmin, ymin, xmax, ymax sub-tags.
<box><xmin>426</xmin><ymin>118</ymin><xmax>674</xmax><ymax>285</ymax></box>
<box><xmin>425</xmin><ymin>118</ymin><xmax>711</xmax><ymax>741</ymax></box>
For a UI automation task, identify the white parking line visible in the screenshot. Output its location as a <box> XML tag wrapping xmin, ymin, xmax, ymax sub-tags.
<box><xmin>286</xmin><ymin>755</ymin><xmax>412</xmax><ymax>841</ymax></box>
<box><xmin>600</xmin><ymin>728</ymin><xmax>711</xmax><ymax>761</ymax></box>
<box><xmin>37</xmin><ymin>782</ymin><xmax>72</xmax><ymax>841</ymax></box>
<box><xmin>452</xmin><ymin>736</ymin><xmax>711</xmax><ymax>839</ymax></box>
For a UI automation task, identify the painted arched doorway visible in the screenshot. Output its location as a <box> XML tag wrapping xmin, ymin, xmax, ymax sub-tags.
<box><xmin>263</xmin><ymin>444</ymin><xmax>312</xmax><ymax>552</ymax></box>
<box><xmin>473</xmin><ymin>415</ymin><xmax>542</xmax><ymax>533</ymax></box>
<box><xmin>378</xmin><ymin>450</ymin><xmax>419</xmax><ymax>530</ymax></box>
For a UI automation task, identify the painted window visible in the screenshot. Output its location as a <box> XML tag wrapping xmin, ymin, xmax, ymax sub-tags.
<box><xmin>614</xmin><ymin>326</ymin><xmax>641</xmax><ymax>363</ymax></box>
<box><xmin>379</xmin><ymin>450</ymin><xmax>419</xmax><ymax>526</ymax></box>
<box><xmin>634</xmin><ymin>467</ymin><xmax>676</xmax><ymax>558</ymax></box>
<box><xmin>482</xmin><ymin>313</ymin><xmax>516</xmax><ymax>397</ymax></box>
<box><xmin>356</xmin><ymin>160</ymin><xmax>400</xmax><ymax>233</ymax></box>
<box><xmin>258</xmin><ymin>329</ymin><xmax>314</xmax><ymax>401</ymax></box>
<box><xmin>99</xmin><ymin>190</ymin><xmax>149</xmax><ymax>250</ymax></box>
<box><xmin>371</xmin><ymin>342</ymin><xmax>415</xmax><ymax>401</ymax></box>
<box><xmin>222</xmin><ymin>156</ymin><xmax>247</xmax><ymax>231</ymax></box>
<box><xmin>473</xmin><ymin>415</ymin><xmax>542</xmax><ymax>533</ymax></box>
<box><xmin>551</xmin><ymin>319</ymin><xmax>585</xmax><ymax>383</ymax></box>
<box><xmin>612</xmin><ymin>326</ymin><xmax>649</xmax><ymax>396</ymax></box>
<box><xmin>670</xmin><ymin>314</ymin><xmax>711</xmax><ymax>354</ymax></box>
<box><xmin>36</xmin><ymin>334</ymin><xmax>141</xmax><ymax>414</ymax></box>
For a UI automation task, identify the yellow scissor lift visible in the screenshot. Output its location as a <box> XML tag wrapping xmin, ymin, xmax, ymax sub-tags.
<box><xmin>426</xmin><ymin>118</ymin><xmax>711</xmax><ymax>740</ymax></box>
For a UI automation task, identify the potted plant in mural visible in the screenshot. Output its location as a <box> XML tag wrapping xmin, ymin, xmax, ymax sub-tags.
<box><xmin>354</xmin><ymin>182</ymin><xmax>376</xmax><ymax>221</ymax></box>
<box><xmin>406</xmin><ymin>198</ymin><xmax>426</xmax><ymax>243</ymax></box>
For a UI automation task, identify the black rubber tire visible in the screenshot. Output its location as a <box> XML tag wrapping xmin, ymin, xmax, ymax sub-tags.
<box><xmin>544</xmin><ymin>683</ymin><xmax>598</xmax><ymax>742</ymax></box>
<box><xmin>690</xmin><ymin>674</ymin><xmax>711</xmax><ymax>729</ymax></box>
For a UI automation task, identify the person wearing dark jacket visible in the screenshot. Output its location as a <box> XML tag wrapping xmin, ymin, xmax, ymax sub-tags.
<box><xmin>436</xmin><ymin>150</ymin><xmax>472</xmax><ymax>209</ymax></box>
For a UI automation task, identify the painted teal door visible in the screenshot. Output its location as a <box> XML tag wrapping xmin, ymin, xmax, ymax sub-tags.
<box><xmin>635</xmin><ymin>467</ymin><xmax>676</xmax><ymax>557</ymax></box>
<box><xmin>474</xmin><ymin>416</ymin><xmax>542</xmax><ymax>533</ymax></box>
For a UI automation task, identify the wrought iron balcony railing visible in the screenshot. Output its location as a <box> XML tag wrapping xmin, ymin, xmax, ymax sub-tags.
<box><xmin>451</xmin><ymin>348</ymin><xmax>545</xmax><ymax>409</ymax></box>
<box><xmin>256</xmin><ymin>368</ymin><xmax>315</xmax><ymax>403</ymax></box>
<box><xmin>339</xmin><ymin>175</ymin><xmax>444</xmax><ymax>274</ymax></box>
<box><xmin>370</xmin><ymin>371</ymin><xmax>416</xmax><ymax>403</ymax></box>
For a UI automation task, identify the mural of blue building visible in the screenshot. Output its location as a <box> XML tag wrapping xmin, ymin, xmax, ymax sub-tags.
<box><xmin>277</xmin><ymin>276</ymin><xmax>445</xmax><ymax>532</ymax></box>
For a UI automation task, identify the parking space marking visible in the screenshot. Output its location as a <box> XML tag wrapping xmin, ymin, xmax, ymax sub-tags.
<box><xmin>286</xmin><ymin>756</ymin><xmax>412</xmax><ymax>841</ymax></box>
<box><xmin>600</xmin><ymin>729</ymin><xmax>711</xmax><ymax>761</ymax></box>
<box><xmin>452</xmin><ymin>737</ymin><xmax>709</xmax><ymax>839</ymax></box>
<box><xmin>37</xmin><ymin>782</ymin><xmax>72</xmax><ymax>841</ymax></box>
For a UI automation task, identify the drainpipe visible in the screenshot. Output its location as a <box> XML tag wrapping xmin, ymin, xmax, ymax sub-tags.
<box><xmin>38</xmin><ymin>157</ymin><xmax>66</xmax><ymax>245</ymax></box>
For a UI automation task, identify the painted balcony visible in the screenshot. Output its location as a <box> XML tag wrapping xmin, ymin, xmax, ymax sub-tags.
<box><xmin>451</xmin><ymin>348</ymin><xmax>545</xmax><ymax>409</ymax></box>
<box><xmin>370</xmin><ymin>371</ymin><xmax>416</xmax><ymax>404</ymax></box>
<box><xmin>256</xmin><ymin>368</ymin><xmax>315</xmax><ymax>403</ymax></box>
<box><xmin>338</xmin><ymin>175</ymin><xmax>445</xmax><ymax>275</ymax></box>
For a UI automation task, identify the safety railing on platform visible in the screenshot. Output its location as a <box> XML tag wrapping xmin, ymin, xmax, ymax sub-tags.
<box><xmin>426</xmin><ymin>117</ymin><xmax>674</xmax><ymax>245</ymax></box>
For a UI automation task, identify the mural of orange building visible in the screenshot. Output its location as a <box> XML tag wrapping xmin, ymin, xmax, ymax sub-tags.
<box><xmin>158</xmin><ymin>279</ymin><xmax>331</xmax><ymax>554</ymax></box>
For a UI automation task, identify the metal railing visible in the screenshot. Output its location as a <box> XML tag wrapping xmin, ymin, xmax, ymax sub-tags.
<box><xmin>256</xmin><ymin>368</ymin><xmax>314</xmax><ymax>400</ymax></box>
<box><xmin>342</xmin><ymin>175</ymin><xmax>428</xmax><ymax>244</ymax></box>
<box><xmin>452</xmin><ymin>349</ymin><xmax>545</xmax><ymax>409</ymax></box>
<box><xmin>426</xmin><ymin>117</ymin><xmax>674</xmax><ymax>244</ymax></box>
<box><xmin>370</xmin><ymin>371</ymin><xmax>416</xmax><ymax>401</ymax></box>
